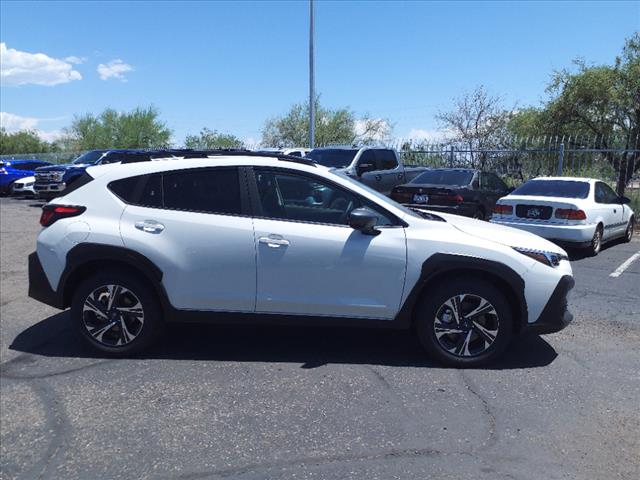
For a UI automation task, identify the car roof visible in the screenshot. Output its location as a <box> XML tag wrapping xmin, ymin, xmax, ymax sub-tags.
<box><xmin>1</xmin><ymin>159</ymin><xmax>48</xmax><ymax>164</ymax></box>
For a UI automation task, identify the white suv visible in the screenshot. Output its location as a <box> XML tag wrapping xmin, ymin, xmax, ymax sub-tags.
<box><xmin>28</xmin><ymin>152</ymin><xmax>574</xmax><ymax>367</ymax></box>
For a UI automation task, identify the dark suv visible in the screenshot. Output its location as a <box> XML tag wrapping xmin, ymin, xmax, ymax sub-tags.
<box><xmin>390</xmin><ymin>168</ymin><xmax>512</xmax><ymax>220</ymax></box>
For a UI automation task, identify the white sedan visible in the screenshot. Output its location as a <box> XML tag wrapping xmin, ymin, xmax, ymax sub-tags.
<box><xmin>491</xmin><ymin>177</ymin><xmax>635</xmax><ymax>256</ymax></box>
<box><xmin>11</xmin><ymin>175</ymin><xmax>36</xmax><ymax>197</ymax></box>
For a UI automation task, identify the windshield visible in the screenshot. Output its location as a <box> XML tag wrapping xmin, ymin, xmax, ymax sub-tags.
<box><xmin>306</xmin><ymin>149</ymin><xmax>358</xmax><ymax>168</ymax></box>
<box><xmin>73</xmin><ymin>151</ymin><xmax>106</xmax><ymax>165</ymax></box>
<box><xmin>512</xmin><ymin>180</ymin><xmax>590</xmax><ymax>199</ymax></box>
<box><xmin>412</xmin><ymin>170</ymin><xmax>474</xmax><ymax>186</ymax></box>
<box><xmin>337</xmin><ymin>172</ymin><xmax>425</xmax><ymax>219</ymax></box>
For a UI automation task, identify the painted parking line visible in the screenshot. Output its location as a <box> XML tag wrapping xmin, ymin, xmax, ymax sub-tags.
<box><xmin>609</xmin><ymin>251</ymin><xmax>640</xmax><ymax>278</ymax></box>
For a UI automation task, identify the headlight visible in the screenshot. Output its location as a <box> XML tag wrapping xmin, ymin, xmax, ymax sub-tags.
<box><xmin>513</xmin><ymin>247</ymin><xmax>568</xmax><ymax>267</ymax></box>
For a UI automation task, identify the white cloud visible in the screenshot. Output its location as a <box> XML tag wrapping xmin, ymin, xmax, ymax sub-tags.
<box><xmin>0</xmin><ymin>112</ymin><xmax>39</xmax><ymax>130</ymax></box>
<box><xmin>354</xmin><ymin>118</ymin><xmax>391</xmax><ymax>143</ymax></box>
<box><xmin>0</xmin><ymin>112</ymin><xmax>65</xmax><ymax>141</ymax></box>
<box><xmin>97</xmin><ymin>59</ymin><xmax>133</xmax><ymax>81</ymax></box>
<box><xmin>0</xmin><ymin>43</ymin><xmax>82</xmax><ymax>86</ymax></box>
<box><xmin>64</xmin><ymin>56</ymin><xmax>86</xmax><ymax>64</ymax></box>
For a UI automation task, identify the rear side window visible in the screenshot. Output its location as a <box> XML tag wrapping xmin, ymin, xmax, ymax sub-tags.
<box><xmin>163</xmin><ymin>168</ymin><xmax>241</xmax><ymax>215</ymax></box>
<box><xmin>594</xmin><ymin>182</ymin><xmax>618</xmax><ymax>204</ymax></box>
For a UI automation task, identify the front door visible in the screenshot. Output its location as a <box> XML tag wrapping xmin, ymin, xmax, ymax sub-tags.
<box><xmin>250</xmin><ymin>168</ymin><xmax>407</xmax><ymax>320</ymax></box>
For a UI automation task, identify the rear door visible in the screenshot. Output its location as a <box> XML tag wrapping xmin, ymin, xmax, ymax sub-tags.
<box><xmin>118</xmin><ymin>167</ymin><xmax>256</xmax><ymax>312</ymax></box>
<box><xmin>250</xmin><ymin>167</ymin><xmax>407</xmax><ymax>319</ymax></box>
<box><xmin>482</xmin><ymin>173</ymin><xmax>509</xmax><ymax>212</ymax></box>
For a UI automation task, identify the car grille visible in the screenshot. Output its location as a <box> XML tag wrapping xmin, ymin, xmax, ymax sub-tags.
<box><xmin>516</xmin><ymin>204</ymin><xmax>552</xmax><ymax>220</ymax></box>
<box><xmin>35</xmin><ymin>171</ymin><xmax>63</xmax><ymax>182</ymax></box>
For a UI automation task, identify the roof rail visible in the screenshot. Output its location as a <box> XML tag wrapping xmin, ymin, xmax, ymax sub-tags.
<box><xmin>120</xmin><ymin>148</ymin><xmax>317</xmax><ymax>167</ymax></box>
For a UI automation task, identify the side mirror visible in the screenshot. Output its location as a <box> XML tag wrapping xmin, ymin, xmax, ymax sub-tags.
<box><xmin>356</xmin><ymin>162</ymin><xmax>376</xmax><ymax>176</ymax></box>
<box><xmin>348</xmin><ymin>208</ymin><xmax>380</xmax><ymax>236</ymax></box>
<box><xmin>619</xmin><ymin>196</ymin><xmax>631</xmax><ymax>204</ymax></box>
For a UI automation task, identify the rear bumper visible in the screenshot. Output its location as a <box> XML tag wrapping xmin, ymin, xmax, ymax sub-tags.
<box><xmin>523</xmin><ymin>275</ymin><xmax>574</xmax><ymax>335</ymax></box>
<box><xmin>28</xmin><ymin>252</ymin><xmax>65</xmax><ymax>309</ymax></box>
<box><xmin>491</xmin><ymin>219</ymin><xmax>596</xmax><ymax>244</ymax></box>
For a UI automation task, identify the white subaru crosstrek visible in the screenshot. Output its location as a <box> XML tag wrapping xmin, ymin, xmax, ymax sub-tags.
<box><xmin>28</xmin><ymin>152</ymin><xmax>575</xmax><ymax>367</ymax></box>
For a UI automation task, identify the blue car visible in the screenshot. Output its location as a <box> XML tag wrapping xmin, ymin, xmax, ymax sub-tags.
<box><xmin>0</xmin><ymin>159</ymin><xmax>53</xmax><ymax>196</ymax></box>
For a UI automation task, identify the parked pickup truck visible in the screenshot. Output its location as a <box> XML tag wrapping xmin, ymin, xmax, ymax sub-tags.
<box><xmin>305</xmin><ymin>147</ymin><xmax>427</xmax><ymax>195</ymax></box>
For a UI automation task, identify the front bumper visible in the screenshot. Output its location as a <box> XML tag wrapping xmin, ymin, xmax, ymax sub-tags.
<box><xmin>523</xmin><ymin>275</ymin><xmax>574</xmax><ymax>335</ymax></box>
<box><xmin>34</xmin><ymin>182</ymin><xmax>66</xmax><ymax>194</ymax></box>
<box><xmin>491</xmin><ymin>219</ymin><xmax>596</xmax><ymax>245</ymax></box>
<box><xmin>28</xmin><ymin>252</ymin><xmax>65</xmax><ymax>309</ymax></box>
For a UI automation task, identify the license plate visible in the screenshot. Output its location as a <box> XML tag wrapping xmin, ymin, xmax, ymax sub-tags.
<box><xmin>413</xmin><ymin>194</ymin><xmax>429</xmax><ymax>204</ymax></box>
<box><xmin>527</xmin><ymin>208</ymin><xmax>542</xmax><ymax>218</ymax></box>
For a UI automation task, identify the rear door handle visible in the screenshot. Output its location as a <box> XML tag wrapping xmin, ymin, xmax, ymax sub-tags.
<box><xmin>135</xmin><ymin>220</ymin><xmax>165</xmax><ymax>234</ymax></box>
<box><xmin>258</xmin><ymin>236</ymin><xmax>290</xmax><ymax>248</ymax></box>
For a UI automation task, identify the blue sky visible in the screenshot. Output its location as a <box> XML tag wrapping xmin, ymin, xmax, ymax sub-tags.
<box><xmin>1</xmin><ymin>0</ymin><xmax>638</xmax><ymax>145</ymax></box>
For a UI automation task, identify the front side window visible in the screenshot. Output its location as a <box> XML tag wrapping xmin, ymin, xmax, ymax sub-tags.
<box><xmin>357</xmin><ymin>150</ymin><xmax>377</xmax><ymax>169</ymax></box>
<box><xmin>595</xmin><ymin>182</ymin><xmax>618</xmax><ymax>204</ymax></box>
<box><xmin>486</xmin><ymin>173</ymin><xmax>507</xmax><ymax>192</ymax></box>
<box><xmin>254</xmin><ymin>170</ymin><xmax>393</xmax><ymax>226</ymax></box>
<box><xmin>376</xmin><ymin>150</ymin><xmax>398</xmax><ymax>170</ymax></box>
<box><xmin>163</xmin><ymin>168</ymin><xmax>241</xmax><ymax>215</ymax></box>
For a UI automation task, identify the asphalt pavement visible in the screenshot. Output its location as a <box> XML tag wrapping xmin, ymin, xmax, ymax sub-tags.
<box><xmin>1</xmin><ymin>196</ymin><xmax>639</xmax><ymax>480</ymax></box>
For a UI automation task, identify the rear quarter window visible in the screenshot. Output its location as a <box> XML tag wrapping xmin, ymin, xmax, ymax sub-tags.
<box><xmin>108</xmin><ymin>174</ymin><xmax>162</xmax><ymax>208</ymax></box>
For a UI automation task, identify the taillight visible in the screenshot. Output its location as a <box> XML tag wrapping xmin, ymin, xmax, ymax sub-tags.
<box><xmin>391</xmin><ymin>190</ymin><xmax>413</xmax><ymax>203</ymax></box>
<box><xmin>432</xmin><ymin>193</ymin><xmax>463</xmax><ymax>205</ymax></box>
<box><xmin>555</xmin><ymin>208</ymin><xmax>586</xmax><ymax>220</ymax></box>
<box><xmin>493</xmin><ymin>204</ymin><xmax>513</xmax><ymax>215</ymax></box>
<box><xmin>40</xmin><ymin>205</ymin><xmax>86</xmax><ymax>227</ymax></box>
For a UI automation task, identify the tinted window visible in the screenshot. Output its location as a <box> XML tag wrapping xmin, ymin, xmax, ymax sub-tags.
<box><xmin>595</xmin><ymin>182</ymin><xmax>618</xmax><ymax>204</ymax></box>
<box><xmin>305</xmin><ymin>149</ymin><xmax>358</xmax><ymax>168</ymax></box>
<box><xmin>255</xmin><ymin>170</ymin><xmax>392</xmax><ymax>226</ymax></box>
<box><xmin>512</xmin><ymin>180</ymin><xmax>590</xmax><ymax>199</ymax></box>
<box><xmin>163</xmin><ymin>168</ymin><xmax>241</xmax><ymax>215</ymax></box>
<box><xmin>376</xmin><ymin>150</ymin><xmax>398</xmax><ymax>170</ymax></box>
<box><xmin>100</xmin><ymin>153</ymin><xmax>124</xmax><ymax>165</ymax></box>
<box><xmin>357</xmin><ymin>150</ymin><xmax>376</xmax><ymax>168</ymax></box>
<box><xmin>412</xmin><ymin>170</ymin><xmax>474</xmax><ymax>186</ymax></box>
<box><xmin>109</xmin><ymin>174</ymin><xmax>162</xmax><ymax>207</ymax></box>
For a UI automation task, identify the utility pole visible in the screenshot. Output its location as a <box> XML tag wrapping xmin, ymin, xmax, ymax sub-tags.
<box><xmin>309</xmin><ymin>0</ymin><xmax>315</xmax><ymax>149</ymax></box>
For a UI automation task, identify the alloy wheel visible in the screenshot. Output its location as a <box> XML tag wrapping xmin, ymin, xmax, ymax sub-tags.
<box><xmin>592</xmin><ymin>228</ymin><xmax>602</xmax><ymax>254</ymax></box>
<box><xmin>82</xmin><ymin>284</ymin><xmax>145</xmax><ymax>347</ymax></box>
<box><xmin>433</xmin><ymin>294</ymin><xmax>499</xmax><ymax>357</ymax></box>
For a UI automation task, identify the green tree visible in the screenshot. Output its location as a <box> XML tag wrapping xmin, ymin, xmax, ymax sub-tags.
<box><xmin>262</xmin><ymin>97</ymin><xmax>390</xmax><ymax>148</ymax></box>
<box><xmin>509</xmin><ymin>33</ymin><xmax>640</xmax><ymax>193</ymax></box>
<box><xmin>0</xmin><ymin>128</ymin><xmax>53</xmax><ymax>154</ymax></box>
<box><xmin>184</xmin><ymin>128</ymin><xmax>243</xmax><ymax>149</ymax></box>
<box><xmin>65</xmin><ymin>106</ymin><xmax>172</xmax><ymax>150</ymax></box>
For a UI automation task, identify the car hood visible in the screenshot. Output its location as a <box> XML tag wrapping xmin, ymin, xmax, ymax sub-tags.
<box><xmin>436</xmin><ymin>212</ymin><xmax>567</xmax><ymax>254</ymax></box>
<box><xmin>35</xmin><ymin>163</ymin><xmax>89</xmax><ymax>172</ymax></box>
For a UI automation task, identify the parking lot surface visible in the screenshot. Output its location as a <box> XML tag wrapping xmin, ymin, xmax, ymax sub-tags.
<box><xmin>1</xmin><ymin>196</ymin><xmax>639</xmax><ymax>480</ymax></box>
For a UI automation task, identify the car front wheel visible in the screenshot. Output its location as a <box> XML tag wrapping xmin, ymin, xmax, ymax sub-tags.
<box><xmin>71</xmin><ymin>270</ymin><xmax>162</xmax><ymax>356</ymax></box>
<box><xmin>415</xmin><ymin>279</ymin><xmax>513</xmax><ymax>367</ymax></box>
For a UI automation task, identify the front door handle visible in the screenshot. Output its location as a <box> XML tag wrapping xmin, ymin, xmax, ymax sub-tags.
<box><xmin>135</xmin><ymin>220</ymin><xmax>165</xmax><ymax>234</ymax></box>
<box><xmin>374</xmin><ymin>174</ymin><xmax>382</xmax><ymax>181</ymax></box>
<box><xmin>258</xmin><ymin>236</ymin><xmax>290</xmax><ymax>248</ymax></box>
<box><xmin>397</xmin><ymin>173</ymin><xmax>404</xmax><ymax>179</ymax></box>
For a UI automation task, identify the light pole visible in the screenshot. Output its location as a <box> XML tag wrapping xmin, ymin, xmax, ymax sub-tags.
<box><xmin>309</xmin><ymin>0</ymin><xmax>315</xmax><ymax>149</ymax></box>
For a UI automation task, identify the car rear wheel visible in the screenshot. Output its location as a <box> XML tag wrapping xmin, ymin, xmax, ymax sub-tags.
<box><xmin>71</xmin><ymin>270</ymin><xmax>162</xmax><ymax>356</ymax></box>
<box><xmin>415</xmin><ymin>279</ymin><xmax>513</xmax><ymax>367</ymax></box>
<box><xmin>624</xmin><ymin>217</ymin><xmax>634</xmax><ymax>243</ymax></box>
<box><xmin>472</xmin><ymin>209</ymin><xmax>484</xmax><ymax>220</ymax></box>
<box><xmin>588</xmin><ymin>224</ymin><xmax>603</xmax><ymax>256</ymax></box>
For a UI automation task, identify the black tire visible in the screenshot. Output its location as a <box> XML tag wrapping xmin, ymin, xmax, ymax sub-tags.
<box><xmin>624</xmin><ymin>217</ymin><xmax>635</xmax><ymax>243</ymax></box>
<box><xmin>71</xmin><ymin>270</ymin><xmax>163</xmax><ymax>356</ymax></box>
<box><xmin>587</xmin><ymin>224</ymin><xmax>603</xmax><ymax>256</ymax></box>
<box><xmin>415</xmin><ymin>279</ymin><xmax>513</xmax><ymax>367</ymax></box>
<box><xmin>472</xmin><ymin>208</ymin><xmax>485</xmax><ymax>220</ymax></box>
